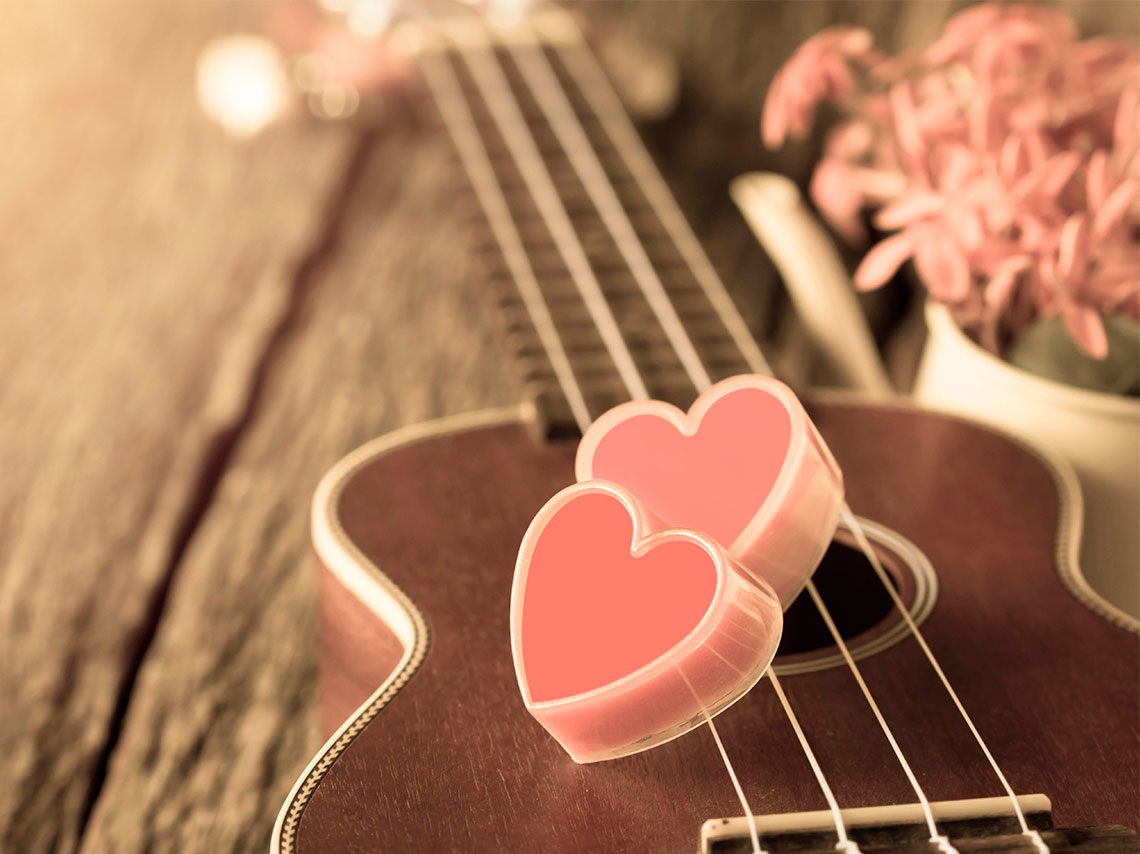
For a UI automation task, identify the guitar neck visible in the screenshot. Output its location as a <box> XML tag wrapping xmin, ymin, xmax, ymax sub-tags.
<box><xmin>413</xmin><ymin>11</ymin><xmax>766</xmax><ymax>435</ymax></box>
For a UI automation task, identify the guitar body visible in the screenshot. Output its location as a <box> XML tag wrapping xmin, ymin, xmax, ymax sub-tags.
<box><xmin>274</xmin><ymin>397</ymin><xmax>1139</xmax><ymax>853</ymax></box>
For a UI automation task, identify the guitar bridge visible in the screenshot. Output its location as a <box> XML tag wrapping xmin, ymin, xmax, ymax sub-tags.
<box><xmin>702</xmin><ymin>795</ymin><xmax>1139</xmax><ymax>853</ymax></box>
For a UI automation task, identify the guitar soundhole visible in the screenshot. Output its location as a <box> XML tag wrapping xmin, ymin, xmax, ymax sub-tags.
<box><xmin>773</xmin><ymin>519</ymin><xmax>938</xmax><ymax>675</ymax></box>
<box><xmin>778</xmin><ymin>540</ymin><xmax>896</xmax><ymax>656</ymax></box>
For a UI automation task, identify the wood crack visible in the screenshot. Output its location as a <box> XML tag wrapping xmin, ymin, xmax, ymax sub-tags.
<box><xmin>73</xmin><ymin>131</ymin><xmax>380</xmax><ymax>846</ymax></box>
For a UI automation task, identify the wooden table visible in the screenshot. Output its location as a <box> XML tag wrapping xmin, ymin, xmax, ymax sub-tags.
<box><xmin>2</xmin><ymin>3</ymin><xmax>1133</xmax><ymax>852</ymax></box>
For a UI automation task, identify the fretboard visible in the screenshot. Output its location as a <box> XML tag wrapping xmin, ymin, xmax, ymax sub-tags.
<box><xmin>415</xmin><ymin>12</ymin><xmax>765</xmax><ymax>435</ymax></box>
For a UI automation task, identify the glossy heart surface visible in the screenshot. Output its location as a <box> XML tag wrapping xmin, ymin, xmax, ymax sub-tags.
<box><xmin>511</xmin><ymin>482</ymin><xmax>782</xmax><ymax>763</ymax></box>
<box><xmin>576</xmin><ymin>375</ymin><xmax>844</xmax><ymax>604</ymax></box>
<box><xmin>520</xmin><ymin>490</ymin><xmax>717</xmax><ymax>702</ymax></box>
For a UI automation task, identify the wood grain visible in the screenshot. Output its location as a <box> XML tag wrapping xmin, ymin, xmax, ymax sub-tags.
<box><xmin>3</xmin><ymin>2</ymin><xmax>1137</xmax><ymax>853</ymax></box>
<box><xmin>0</xmin><ymin>4</ymin><xmax>352</xmax><ymax>851</ymax></box>
<box><xmin>287</xmin><ymin>412</ymin><xmax>1138</xmax><ymax>851</ymax></box>
<box><xmin>75</xmin><ymin>120</ymin><xmax>517</xmax><ymax>852</ymax></box>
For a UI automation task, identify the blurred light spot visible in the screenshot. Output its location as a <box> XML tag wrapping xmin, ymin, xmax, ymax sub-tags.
<box><xmin>486</xmin><ymin>0</ymin><xmax>533</xmax><ymax>25</ymax></box>
<box><xmin>346</xmin><ymin>0</ymin><xmax>396</xmax><ymax>36</ymax></box>
<box><xmin>309</xmin><ymin>83</ymin><xmax>360</xmax><ymax>120</ymax></box>
<box><xmin>294</xmin><ymin>53</ymin><xmax>333</xmax><ymax>93</ymax></box>
<box><xmin>389</xmin><ymin>21</ymin><xmax>427</xmax><ymax>57</ymax></box>
<box><xmin>196</xmin><ymin>35</ymin><xmax>289</xmax><ymax>138</ymax></box>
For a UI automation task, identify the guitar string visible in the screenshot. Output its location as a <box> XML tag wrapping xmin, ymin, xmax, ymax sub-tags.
<box><xmin>551</xmin><ymin>35</ymin><xmax>773</xmax><ymax>378</ymax></box>
<box><xmin>443</xmin><ymin>14</ymin><xmax>943</xmax><ymax>845</ymax></box>
<box><xmin>679</xmin><ymin>669</ymin><xmax>766</xmax><ymax>854</ymax></box>
<box><xmin>531</xmin><ymin>49</ymin><xmax>953</xmax><ymax>834</ymax></box>
<box><xmin>500</xmin><ymin>29</ymin><xmax>863</xmax><ymax>853</ymax></box>
<box><xmin>415</xmin><ymin>41</ymin><xmax>593</xmax><ymax>431</ymax></box>
<box><xmin>503</xmin><ymin>20</ymin><xmax>883</xmax><ymax>845</ymax></box>
<box><xmin>424</xmin><ymin>15</ymin><xmax>861</xmax><ymax>848</ymax></box>
<box><xmin>420</xmin><ymin>16</ymin><xmax>1029</xmax><ymax>854</ymax></box>
<box><xmin>550</xmin><ymin>32</ymin><xmax>1047</xmax><ymax>854</ymax></box>
<box><xmin>420</xmin><ymin>19</ymin><xmax>765</xmax><ymax>845</ymax></box>
<box><xmin>766</xmin><ymin>669</ymin><xmax>859</xmax><ymax>853</ymax></box>
<box><xmin>456</xmin><ymin>29</ymin><xmax>777</xmax><ymax>848</ymax></box>
<box><xmin>838</xmin><ymin>507</ymin><xmax>1048</xmax><ymax>854</ymax></box>
<box><xmin>459</xmin><ymin>31</ymin><xmax>649</xmax><ymax>403</ymax></box>
<box><xmin>805</xmin><ymin>579</ymin><xmax>950</xmax><ymax>849</ymax></box>
<box><xmin>504</xmin><ymin>33</ymin><xmax>713</xmax><ymax>392</ymax></box>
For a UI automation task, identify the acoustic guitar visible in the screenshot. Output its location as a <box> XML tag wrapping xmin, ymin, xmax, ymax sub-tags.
<box><xmin>272</xmin><ymin>9</ymin><xmax>1139</xmax><ymax>853</ymax></box>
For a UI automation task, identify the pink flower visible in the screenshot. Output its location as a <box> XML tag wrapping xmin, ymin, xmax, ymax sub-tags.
<box><xmin>1059</xmin><ymin>301</ymin><xmax>1109</xmax><ymax>359</ymax></box>
<box><xmin>853</xmin><ymin>230</ymin><xmax>915</xmax><ymax>290</ymax></box>
<box><xmin>853</xmin><ymin>224</ymin><xmax>970</xmax><ymax>303</ymax></box>
<box><xmin>761</xmin><ymin>26</ymin><xmax>875</xmax><ymax>148</ymax></box>
<box><xmin>764</xmin><ymin>2</ymin><xmax>1140</xmax><ymax>359</ymax></box>
<box><xmin>810</xmin><ymin>157</ymin><xmax>867</xmax><ymax>244</ymax></box>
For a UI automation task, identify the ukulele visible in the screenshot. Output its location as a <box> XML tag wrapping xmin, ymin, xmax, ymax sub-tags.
<box><xmin>272</xmin><ymin>9</ymin><xmax>1140</xmax><ymax>854</ymax></box>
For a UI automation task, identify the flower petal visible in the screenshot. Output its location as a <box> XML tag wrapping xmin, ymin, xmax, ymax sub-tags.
<box><xmin>854</xmin><ymin>231</ymin><xmax>916</xmax><ymax>291</ymax></box>
<box><xmin>1039</xmin><ymin>152</ymin><xmax>1082</xmax><ymax>198</ymax></box>
<box><xmin>1094</xmin><ymin>180</ymin><xmax>1139</xmax><ymax>238</ymax></box>
<box><xmin>969</xmin><ymin>85</ymin><xmax>1003</xmax><ymax>151</ymax></box>
<box><xmin>914</xmin><ymin>231</ymin><xmax>971</xmax><ymax>302</ymax></box>
<box><xmin>999</xmin><ymin>136</ymin><xmax>1028</xmax><ymax>184</ymax></box>
<box><xmin>936</xmin><ymin>144</ymin><xmax>981</xmax><ymax>190</ymax></box>
<box><xmin>761</xmin><ymin>74</ymin><xmax>790</xmax><ymax>148</ymax></box>
<box><xmin>1059</xmin><ymin>302</ymin><xmax>1109</xmax><ymax>359</ymax></box>
<box><xmin>944</xmin><ymin>205</ymin><xmax>985</xmax><ymax>250</ymax></box>
<box><xmin>763</xmin><ymin>25</ymin><xmax>876</xmax><ymax>149</ymax></box>
<box><xmin>824</xmin><ymin>120</ymin><xmax>875</xmax><ymax>159</ymax></box>
<box><xmin>889</xmin><ymin>82</ymin><xmax>925</xmax><ymax>164</ymax></box>
<box><xmin>927</xmin><ymin>4</ymin><xmax>1004</xmax><ymax>64</ymax></box>
<box><xmin>1115</xmin><ymin>86</ymin><xmax>1140</xmax><ymax>151</ymax></box>
<box><xmin>874</xmin><ymin>191</ymin><xmax>944</xmax><ymax>229</ymax></box>
<box><xmin>1057</xmin><ymin>214</ymin><xmax>1090</xmax><ymax>282</ymax></box>
<box><xmin>1086</xmin><ymin>150</ymin><xmax>1110</xmax><ymax>210</ymax></box>
<box><xmin>985</xmin><ymin>255</ymin><xmax>1032</xmax><ymax>307</ymax></box>
<box><xmin>810</xmin><ymin>158</ymin><xmax>867</xmax><ymax>245</ymax></box>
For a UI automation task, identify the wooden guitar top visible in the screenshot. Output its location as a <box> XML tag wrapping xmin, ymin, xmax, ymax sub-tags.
<box><xmin>274</xmin><ymin>398</ymin><xmax>1139</xmax><ymax>853</ymax></box>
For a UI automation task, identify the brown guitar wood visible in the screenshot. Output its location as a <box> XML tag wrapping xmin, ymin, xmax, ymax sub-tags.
<box><xmin>275</xmin><ymin>400</ymin><xmax>1139</xmax><ymax>853</ymax></box>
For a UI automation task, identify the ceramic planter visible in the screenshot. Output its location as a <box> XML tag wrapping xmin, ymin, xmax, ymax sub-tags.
<box><xmin>914</xmin><ymin>302</ymin><xmax>1140</xmax><ymax>623</ymax></box>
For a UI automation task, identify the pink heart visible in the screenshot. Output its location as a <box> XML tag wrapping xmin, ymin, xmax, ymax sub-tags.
<box><xmin>511</xmin><ymin>482</ymin><xmax>782</xmax><ymax>764</ymax></box>
<box><xmin>576</xmin><ymin>375</ymin><xmax>844</xmax><ymax>605</ymax></box>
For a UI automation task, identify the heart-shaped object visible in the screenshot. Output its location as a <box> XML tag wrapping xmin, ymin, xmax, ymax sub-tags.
<box><xmin>576</xmin><ymin>375</ymin><xmax>844</xmax><ymax>605</ymax></box>
<box><xmin>511</xmin><ymin>481</ymin><xmax>782</xmax><ymax>763</ymax></box>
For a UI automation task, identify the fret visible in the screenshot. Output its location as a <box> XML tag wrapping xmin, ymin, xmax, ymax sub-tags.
<box><xmin>524</xmin><ymin>376</ymin><xmax>710</xmax><ymax>408</ymax></box>
<box><xmin>512</xmin><ymin>331</ymin><xmax>751</xmax><ymax>370</ymax></box>
<box><xmin>476</xmin><ymin>192</ymin><xmax>668</xmax><ymax>236</ymax></box>
<box><xmin>501</xmin><ymin>304</ymin><xmax>732</xmax><ymax>339</ymax></box>
<box><xmin>480</xmin><ymin>247</ymin><xmax>704</xmax><ymax>284</ymax></box>
<box><xmin>424</xmin><ymin>25</ymin><xmax>758</xmax><ymax>434</ymax></box>
<box><xmin>494</xmin><ymin>286</ymin><xmax>719</xmax><ymax>318</ymax></box>
<box><xmin>478</xmin><ymin>246</ymin><xmax>697</xmax><ymax>287</ymax></box>
<box><xmin>505</xmin><ymin>322</ymin><xmax>749</xmax><ymax>360</ymax></box>
<box><xmin>479</xmin><ymin>223</ymin><xmax>687</xmax><ymax>267</ymax></box>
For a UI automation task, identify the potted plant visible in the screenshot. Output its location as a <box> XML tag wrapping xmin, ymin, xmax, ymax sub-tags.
<box><xmin>761</xmin><ymin>3</ymin><xmax>1140</xmax><ymax>621</ymax></box>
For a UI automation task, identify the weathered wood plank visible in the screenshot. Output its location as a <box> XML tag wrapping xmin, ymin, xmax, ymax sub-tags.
<box><xmin>51</xmin><ymin>3</ymin><xmax>1140</xmax><ymax>853</ymax></box>
<box><xmin>70</xmin><ymin>9</ymin><xmax>831</xmax><ymax>842</ymax></box>
<box><xmin>75</xmin><ymin>116</ymin><xmax>517</xmax><ymax>852</ymax></box>
<box><xmin>0</xmin><ymin>4</ymin><xmax>353</xmax><ymax>851</ymax></box>
<box><xmin>61</xmin><ymin>8</ymin><xmax>884</xmax><ymax>848</ymax></box>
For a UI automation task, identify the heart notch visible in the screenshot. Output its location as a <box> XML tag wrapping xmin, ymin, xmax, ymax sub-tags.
<box><xmin>576</xmin><ymin>375</ymin><xmax>844</xmax><ymax>605</ymax></box>
<box><xmin>510</xmin><ymin>481</ymin><xmax>782</xmax><ymax>764</ymax></box>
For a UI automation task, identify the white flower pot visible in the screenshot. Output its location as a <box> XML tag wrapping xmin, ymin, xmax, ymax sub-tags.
<box><xmin>913</xmin><ymin>302</ymin><xmax>1140</xmax><ymax>623</ymax></box>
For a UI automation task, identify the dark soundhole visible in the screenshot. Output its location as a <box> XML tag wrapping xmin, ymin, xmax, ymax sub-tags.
<box><xmin>776</xmin><ymin>539</ymin><xmax>899</xmax><ymax>657</ymax></box>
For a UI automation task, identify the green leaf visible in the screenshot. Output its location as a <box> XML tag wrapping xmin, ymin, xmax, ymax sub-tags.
<box><xmin>1005</xmin><ymin>314</ymin><xmax>1140</xmax><ymax>396</ymax></box>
